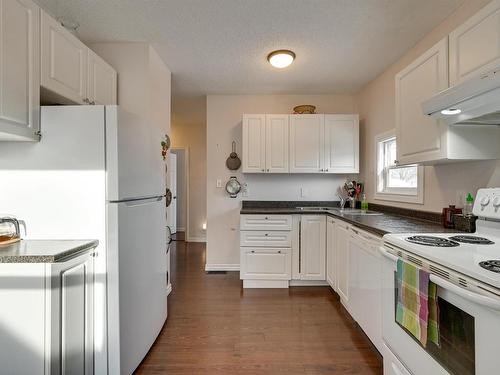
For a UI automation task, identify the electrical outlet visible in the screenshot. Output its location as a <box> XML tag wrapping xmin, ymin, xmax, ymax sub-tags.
<box><xmin>242</xmin><ymin>183</ymin><xmax>248</xmax><ymax>197</ymax></box>
<box><xmin>216</xmin><ymin>179</ymin><xmax>222</xmax><ymax>188</ymax></box>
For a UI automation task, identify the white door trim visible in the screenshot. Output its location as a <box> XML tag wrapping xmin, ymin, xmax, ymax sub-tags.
<box><xmin>171</xmin><ymin>147</ymin><xmax>190</xmax><ymax>240</ymax></box>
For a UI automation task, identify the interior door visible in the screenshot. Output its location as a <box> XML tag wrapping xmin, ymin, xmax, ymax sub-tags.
<box><xmin>167</xmin><ymin>153</ymin><xmax>177</xmax><ymax>234</ymax></box>
<box><xmin>108</xmin><ymin>197</ymin><xmax>167</xmax><ymax>375</ymax></box>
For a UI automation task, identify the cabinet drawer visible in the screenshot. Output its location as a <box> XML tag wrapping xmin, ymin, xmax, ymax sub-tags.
<box><xmin>240</xmin><ymin>248</ymin><xmax>291</xmax><ymax>280</ymax></box>
<box><xmin>240</xmin><ymin>230</ymin><xmax>292</xmax><ymax>247</ymax></box>
<box><xmin>240</xmin><ymin>214</ymin><xmax>292</xmax><ymax>231</ymax></box>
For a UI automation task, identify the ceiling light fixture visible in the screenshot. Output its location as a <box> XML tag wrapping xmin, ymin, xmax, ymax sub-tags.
<box><xmin>267</xmin><ymin>50</ymin><xmax>296</xmax><ymax>68</ymax></box>
<box><xmin>441</xmin><ymin>108</ymin><xmax>462</xmax><ymax>115</ymax></box>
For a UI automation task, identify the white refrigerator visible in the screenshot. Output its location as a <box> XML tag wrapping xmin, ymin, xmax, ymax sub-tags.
<box><xmin>0</xmin><ymin>106</ymin><xmax>168</xmax><ymax>375</ymax></box>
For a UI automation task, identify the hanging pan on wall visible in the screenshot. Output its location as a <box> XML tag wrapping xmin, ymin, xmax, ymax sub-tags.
<box><xmin>226</xmin><ymin>141</ymin><xmax>241</xmax><ymax>170</ymax></box>
<box><xmin>225</xmin><ymin>176</ymin><xmax>241</xmax><ymax>198</ymax></box>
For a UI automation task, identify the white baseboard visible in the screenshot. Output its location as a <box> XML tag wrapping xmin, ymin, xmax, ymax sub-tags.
<box><xmin>243</xmin><ymin>279</ymin><xmax>288</xmax><ymax>288</ymax></box>
<box><xmin>187</xmin><ymin>236</ymin><xmax>206</xmax><ymax>243</ymax></box>
<box><xmin>205</xmin><ymin>263</ymin><xmax>240</xmax><ymax>271</ymax></box>
<box><xmin>289</xmin><ymin>280</ymin><xmax>329</xmax><ymax>286</ymax></box>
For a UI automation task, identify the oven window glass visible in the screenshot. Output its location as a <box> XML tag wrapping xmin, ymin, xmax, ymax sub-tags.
<box><xmin>395</xmin><ymin>274</ymin><xmax>475</xmax><ymax>375</ymax></box>
<box><xmin>427</xmin><ymin>297</ymin><xmax>475</xmax><ymax>375</ymax></box>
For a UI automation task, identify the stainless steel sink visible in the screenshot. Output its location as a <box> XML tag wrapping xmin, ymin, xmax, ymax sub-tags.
<box><xmin>331</xmin><ymin>208</ymin><xmax>383</xmax><ymax>216</ymax></box>
<box><xmin>296</xmin><ymin>206</ymin><xmax>337</xmax><ymax>211</ymax></box>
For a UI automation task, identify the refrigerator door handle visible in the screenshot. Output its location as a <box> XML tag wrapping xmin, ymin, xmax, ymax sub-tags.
<box><xmin>117</xmin><ymin>195</ymin><xmax>165</xmax><ymax>207</ymax></box>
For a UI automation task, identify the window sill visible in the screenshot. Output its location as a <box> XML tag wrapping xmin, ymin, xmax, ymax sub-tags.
<box><xmin>374</xmin><ymin>191</ymin><xmax>424</xmax><ymax>204</ymax></box>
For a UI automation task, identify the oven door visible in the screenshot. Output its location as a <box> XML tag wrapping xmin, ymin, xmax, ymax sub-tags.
<box><xmin>380</xmin><ymin>247</ymin><xmax>500</xmax><ymax>375</ymax></box>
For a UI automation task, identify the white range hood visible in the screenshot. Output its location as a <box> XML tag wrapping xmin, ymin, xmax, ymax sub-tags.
<box><xmin>422</xmin><ymin>65</ymin><xmax>500</xmax><ymax>126</ymax></box>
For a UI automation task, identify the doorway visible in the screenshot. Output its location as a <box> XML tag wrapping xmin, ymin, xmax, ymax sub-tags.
<box><xmin>167</xmin><ymin>148</ymin><xmax>188</xmax><ymax>239</ymax></box>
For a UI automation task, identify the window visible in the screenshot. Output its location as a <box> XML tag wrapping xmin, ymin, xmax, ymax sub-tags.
<box><xmin>375</xmin><ymin>131</ymin><xmax>423</xmax><ymax>204</ymax></box>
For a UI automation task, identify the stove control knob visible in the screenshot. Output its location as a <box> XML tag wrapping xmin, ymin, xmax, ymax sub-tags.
<box><xmin>480</xmin><ymin>196</ymin><xmax>491</xmax><ymax>207</ymax></box>
<box><xmin>493</xmin><ymin>196</ymin><xmax>500</xmax><ymax>208</ymax></box>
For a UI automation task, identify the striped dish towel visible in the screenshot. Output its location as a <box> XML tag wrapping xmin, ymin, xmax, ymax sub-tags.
<box><xmin>396</xmin><ymin>259</ymin><xmax>439</xmax><ymax>347</ymax></box>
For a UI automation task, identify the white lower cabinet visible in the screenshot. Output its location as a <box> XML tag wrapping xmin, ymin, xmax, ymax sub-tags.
<box><xmin>240</xmin><ymin>248</ymin><xmax>291</xmax><ymax>280</ymax></box>
<box><xmin>348</xmin><ymin>226</ymin><xmax>383</xmax><ymax>352</ymax></box>
<box><xmin>326</xmin><ymin>216</ymin><xmax>336</xmax><ymax>289</ymax></box>
<box><xmin>240</xmin><ymin>214</ymin><xmax>293</xmax><ymax>288</ymax></box>
<box><xmin>335</xmin><ymin>221</ymin><xmax>350</xmax><ymax>304</ymax></box>
<box><xmin>299</xmin><ymin>215</ymin><xmax>326</xmax><ymax>280</ymax></box>
<box><xmin>0</xmin><ymin>251</ymin><xmax>95</xmax><ymax>375</ymax></box>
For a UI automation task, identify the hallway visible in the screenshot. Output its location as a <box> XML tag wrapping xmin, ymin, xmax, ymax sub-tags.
<box><xmin>135</xmin><ymin>240</ymin><xmax>383</xmax><ymax>375</ymax></box>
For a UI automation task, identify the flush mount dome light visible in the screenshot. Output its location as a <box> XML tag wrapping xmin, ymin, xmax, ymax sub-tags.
<box><xmin>441</xmin><ymin>108</ymin><xmax>462</xmax><ymax>115</ymax></box>
<box><xmin>267</xmin><ymin>50</ymin><xmax>296</xmax><ymax>68</ymax></box>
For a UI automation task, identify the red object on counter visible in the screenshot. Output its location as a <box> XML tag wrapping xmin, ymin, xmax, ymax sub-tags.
<box><xmin>442</xmin><ymin>205</ymin><xmax>463</xmax><ymax>228</ymax></box>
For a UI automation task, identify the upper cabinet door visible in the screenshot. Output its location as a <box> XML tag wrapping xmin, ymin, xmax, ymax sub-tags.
<box><xmin>265</xmin><ymin>115</ymin><xmax>289</xmax><ymax>173</ymax></box>
<box><xmin>0</xmin><ymin>0</ymin><xmax>40</xmax><ymax>141</ymax></box>
<box><xmin>242</xmin><ymin>114</ymin><xmax>266</xmax><ymax>173</ymax></box>
<box><xmin>395</xmin><ymin>37</ymin><xmax>448</xmax><ymax>165</ymax></box>
<box><xmin>449</xmin><ymin>0</ymin><xmax>500</xmax><ymax>86</ymax></box>
<box><xmin>41</xmin><ymin>10</ymin><xmax>87</xmax><ymax>104</ymax></box>
<box><xmin>324</xmin><ymin>114</ymin><xmax>359</xmax><ymax>173</ymax></box>
<box><xmin>289</xmin><ymin>114</ymin><xmax>324</xmax><ymax>173</ymax></box>
<box><xmin>88</xmin><ymin>49</ymin><xmax>117</xmax><ymax>105</ymax></box>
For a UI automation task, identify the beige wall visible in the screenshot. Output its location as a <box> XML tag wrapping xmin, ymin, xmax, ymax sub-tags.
<box><xmin>206</xmin><ymin>94</ymin><xmax>358</xmax><ymax>270</ymax></box>
<box><xmin>357</xmin><ymin>0</ymin><xmax>500</xmax><ymax>213</ymax></box>
<box><xmin>172</xmin><ymin>96</ymin><xmax>207</xmax><ymax>241</ymax></box>
<box><xmin>89</xmin><ymin>43</ymin><xmax>171</xmax><ymax>135</ymax></box>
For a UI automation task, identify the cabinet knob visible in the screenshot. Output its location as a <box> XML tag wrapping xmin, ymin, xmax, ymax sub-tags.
<box><xmin>264</xmin><ymin>217</ymin><xmax>268</xmax><ymax>220</ymax></box>
<box><xmin>267</xmin><ymin>169</ymin><xmax>270</xmax><ymax>172</ymax></box>
<box><xmin>278</xmin><ymin>250</ymin><xmax>281</xmax><ymax>254</ymax></box>
<box><xmin>394</xmin><ymin>160</ymin><xmax>399</xmax><ymax>165</ymax></box>
<box><xmin>251</xmin><ymin>250</ymin><xmax>255</xmax><ymax>253</ymax></box>
<box><xmin>261</xmin><ymin>169</ymin><xmax>265</xmax><ymax>172</ymax></box>
<box><xmin>325</xmin><ymin>169</ymin><xmax>329</xmax><ymax>172</ymax></box>
<box><xmin>320</xmin><ymin>168</ymin><xmax>324</xmax><ymax>172</ymax></box>
<box><xmin>264</xmin><ymin>233</ymin><xmax>268</xmax><ymax>236</ymax></box>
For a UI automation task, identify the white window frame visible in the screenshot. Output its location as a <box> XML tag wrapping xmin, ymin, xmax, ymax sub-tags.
<box><xmin>374</xmin><ymin>130</ymin><xmax>424</xmax><ymax>204</ymax></box>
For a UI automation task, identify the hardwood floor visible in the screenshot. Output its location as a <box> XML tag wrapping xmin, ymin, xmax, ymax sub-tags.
<box><xmin>135</xmin><ymin>240</ymin><xmax>383</xmax><ymax>375</ymax></box>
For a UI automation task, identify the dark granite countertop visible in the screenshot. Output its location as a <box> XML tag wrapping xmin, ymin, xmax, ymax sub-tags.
<box><xmin>0</xmin><ymin>240</ymin><xmax>99</xmax><ymax>263</ymax></box>
<box><xmin>240</xmin><ymin>205</ymin><xmax>457</xmax><ymax>237</ymax></box>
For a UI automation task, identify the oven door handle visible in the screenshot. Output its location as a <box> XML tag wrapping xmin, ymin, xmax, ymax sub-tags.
<box><xmin>379</xmin><ymin>246</ymin><xmax>399</xmax><ymax>262</ymax></box>
<box><xmin>429</xmin><ymin>274</ymin><xmax>500</xmax><ymax>312</ymax></box>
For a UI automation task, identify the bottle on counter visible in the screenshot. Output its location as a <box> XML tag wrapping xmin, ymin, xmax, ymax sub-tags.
<box><xmin>464</xmin><ymin>193</ymin><xmax>474</xmax><ymax>216</ymax></box>
<box><xmin>361</xmin><ymin>193</ymin><xmax>368</xmax><ymax>211</ymax></box>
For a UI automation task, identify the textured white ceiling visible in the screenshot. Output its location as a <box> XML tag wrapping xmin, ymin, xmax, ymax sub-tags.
<box><xmin>35</xmin><ymin>0</ymin><xmax>464</xmax><ymax>97</ymax></box>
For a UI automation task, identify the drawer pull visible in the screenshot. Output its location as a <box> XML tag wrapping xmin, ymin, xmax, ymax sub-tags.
<box><xmin>251</xmin><ymin>250</ymin><xmax>255</xmax><ymax>253</ymax></box>
<box><xmin>278</xmin><ymin>250</ymin><xmax>281</xmax><ymax>254</ymax></box>
<box><xmin>264</xmin><ymin>233</ymin><xmax>269</xmax><ymax>236</ymax></box>
<box><xmin>264</xmin><ymin>217</ymin><xmax>268</xmax><ymax>220</ymax></box>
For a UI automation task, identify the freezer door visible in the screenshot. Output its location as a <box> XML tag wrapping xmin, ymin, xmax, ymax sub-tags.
<box><xmin>106</xmin><ymin>106</ymin><xmax>166</xmax><ymax>201</ymax></box>
<box><xmin>107</xmin><ymin>197</ymin><xmax>167</xmax><ymax>375</ymax></box>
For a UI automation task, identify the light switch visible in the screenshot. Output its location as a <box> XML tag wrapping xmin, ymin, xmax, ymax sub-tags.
<box><xmin>216</xmin><ymin>179</ymin><xmax>222</xmax><ymax>188</ymax></box>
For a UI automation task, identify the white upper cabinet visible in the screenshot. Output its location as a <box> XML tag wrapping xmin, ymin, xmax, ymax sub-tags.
<box><xmin>0</xmin><ymin>0</ymin><xmax>40</xmax><ymax>141</ymax></box>
<box><xmin>449</xmin><ymin>0</ymin><xmax>500</xmax><ymax>86</ymax></box>
<box><xmin>300</xmin><ymin>215</ymin><xmax>326</xmax><ymax>280</ymax></box>
<box><xmin>242</xmin><ymin>114</ymin><xmax>266</xmax><ymax>173</ymax></box>
<box><xmin>289</xmin><ymin>114</ymin><xmax>324</xmax><ymax>173</ymax></box>
<box><xmin>88</xmin><ymin>49</ymin><xmax>117</xmax><ymax>105</ymax></box>
<box><xmin>41</xmin><ymin>10</ymin><xmax>88</xmax><ymax>104</ymax></box>
<box><xmin>395</xmin><ymin>37</ymin><xmax>449</xmax><ymax>165</ymax></box>
<box><xmin>324</xmin><ymin>114</ymin><xmax>359</xmax><ymax>173</ymax></box>
<box><xmin>265</xmin><ymin>115</ymin><xmax>289</xmax><ymax>173</ymax></box>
